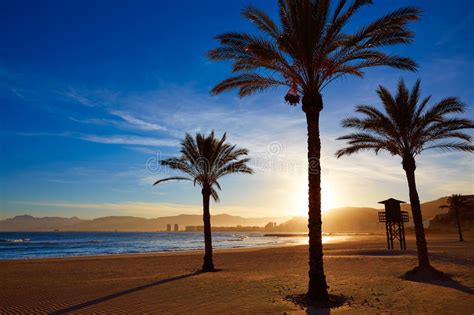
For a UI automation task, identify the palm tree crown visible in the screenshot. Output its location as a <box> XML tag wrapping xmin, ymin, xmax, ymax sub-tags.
<box><xmin>441</xmin><ymin>194</ymin><xmax>469</xmax><ymax>215</ymax></box>
<box><xmin>208</xmin><ymin>0</ymin><xmax>421</xmax><ymax>105</ymax></box>
<box><xmin>154</xmin><ymin>131</ymin><xmax>253</xmax><ymax>199</ymax></box>
<box><xmin>336</xmin><ymin>80</ymin><xmax>474</xmax><ymax>159</ymax></box>
<box><xmin>440</xmin><ymin>194</ymin><xmax>470</xmax><ymax>242</ymax></box>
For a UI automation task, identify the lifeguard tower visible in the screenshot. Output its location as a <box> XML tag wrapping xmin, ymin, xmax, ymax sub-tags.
<box><xmin>378</xmin><ymin>198</ymin><xmax>409</xmax><ymax>250</ymax></box>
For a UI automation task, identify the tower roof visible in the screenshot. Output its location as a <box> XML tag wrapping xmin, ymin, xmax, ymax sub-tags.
<box><xmin>378</xmin><ymin>198</ymin><xmax>406</xmax><ymax>204</ymax></box>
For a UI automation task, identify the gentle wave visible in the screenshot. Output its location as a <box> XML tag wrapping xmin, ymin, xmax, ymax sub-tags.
<box><xmin>0</xmin><ymin>239</ymin><xmax>105</xmax><ymax>245</ymax></box>
<box><xmin>214</xmin><ymin>236</ymin><xmax>248</xmax><ymax>243</ymax></box>
<box><xmin>0</xmin><ymin>238</ymin><xmax>30</xmax><ymax>243</ymax></box>
<box><xmin>0</xmin><ymin>232</ymin><xmax>355</xmax><ymax>260</ymax></box>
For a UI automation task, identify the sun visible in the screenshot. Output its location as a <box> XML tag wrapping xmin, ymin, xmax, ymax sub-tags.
<box><xmin>294</xmin><ymin>181</ymin><xmax>334</xmax><ymax>216</ymax></box>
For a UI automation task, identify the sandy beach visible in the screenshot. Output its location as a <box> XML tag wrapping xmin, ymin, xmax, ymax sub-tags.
<box><xmin>1</xmin><ymin>235</ymin><xmax>473</xmax><ymax>314</ymax></box>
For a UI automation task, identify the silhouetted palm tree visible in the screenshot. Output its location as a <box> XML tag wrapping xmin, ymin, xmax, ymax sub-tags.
<box><xmin>208</xmin><ymin>0</ymin><xmax>421</xmax><ymax>304</ymax></box>
<box><xmin>153</xmin><ymin>132</ymin><xmax>253</xmax><ymax>272</ymax></box>
<box><xmin>336</xmin><ymin>80</ymin><xmax>473</xmax><ymax>276</ymax></box>
<box><xmin>440</xmin><ymin>194</ymin><xmax>469</xmax><ymax>242</ymax></box>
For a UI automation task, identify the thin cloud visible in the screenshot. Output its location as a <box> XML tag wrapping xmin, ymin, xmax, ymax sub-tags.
<box><xmin>125</xmin><ymin>146</ymin><xmax>159</xmax><ymax>154</ymax></box>
<box><xmin>59</xmin><ymin>87</ymin><xmax>121</xmax><ymax>107</ymax></box>
<box><xmin>69</xmin><ymin>117</ymin><xmax>113</xmax><ymax>126</ymax></box>
<box><xmin>62</xmin><ymin>89</ymin><xmax>96</xmax><ymax>107</ymax></box>
<box><xmin>79</xmin><ymin>134</ymin><xmax>178</xmax><ymax>147</ymax></box>
<box><xmin>16</xmin><ymin>131</ymin><xmax>178</xmax><ymax>147</ymax></box>
<box><xmin>111</xmin><ymin>111</ymin><xmax>167</xmax><ymax>131</ymax></box>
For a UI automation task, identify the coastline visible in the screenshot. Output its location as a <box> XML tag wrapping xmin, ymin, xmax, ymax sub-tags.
<box><xmin>2</xmin><ymin>235</ymin><xmax>472</xmax><ymax>314</ymax></box>
<box><xmin>0</xmin><ymin>232</ymin><xmax>382</xmax><ymax>261</ymax></box>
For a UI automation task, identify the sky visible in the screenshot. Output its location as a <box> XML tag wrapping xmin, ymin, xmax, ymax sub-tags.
<box><xmin>1</xmin><ymin>0</ymin><xmax>473</xmax><ymax>220</ymax></box>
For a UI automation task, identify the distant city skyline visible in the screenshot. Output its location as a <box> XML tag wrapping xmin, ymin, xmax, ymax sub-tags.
<box><xmin>1</xmin><ymin>0</ymin><xmax>473</xmax><ymax>219</ymax></box>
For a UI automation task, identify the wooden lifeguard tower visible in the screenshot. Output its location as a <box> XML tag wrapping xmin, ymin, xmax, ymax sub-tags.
<box><xmin>378</xmin><ymin>198</ymin><xmax>409</xmax><ymax>250</ymax></box>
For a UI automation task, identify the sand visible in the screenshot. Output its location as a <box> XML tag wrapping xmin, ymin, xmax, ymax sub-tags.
<box><xmin>1</xmin><ymin>235</ymin><xmax>473</xmax><ymax>314</ymax></box>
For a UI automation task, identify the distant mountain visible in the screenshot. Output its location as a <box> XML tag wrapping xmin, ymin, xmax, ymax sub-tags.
<box><xmin>323</xmin><ymin>207</ymin><xmax>383</xmax><ymax>232</ymax></box>
<box><xmin>272</xmin><ymin>198</ymin><xmax>457</xmax><ymax>233</ymax></box>
<box><xmin>322</xmin><ymin>197</ymin><xmax>455</xmax><ymax>232</ymax></box>
<box><xmin>0</xmin><ymin>196</ymin><xmax>457</xmax><ymax>232</ymax></box>
<box><xmin>0</xmin><ymin>215</ymin><xmax>84</xmax><ymax>231</ymax></box>
<box><xmin>265</xmin><ymin>207</ymin><xmax>386</xmax><ymax>233</ymax></box>
<box><xmin>0</xmin><ymin>214</ymin><xmax>290</xmax><ymax>232</ymax></box>
<box><xmin>401</xmin><ymin>197</ymin><xmax>448</xmax><ymax>220</ymax></box>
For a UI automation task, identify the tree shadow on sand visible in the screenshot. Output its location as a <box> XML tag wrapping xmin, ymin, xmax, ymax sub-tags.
<box><xmin>50</xmin><ymin>271</ymin><xmax>201</xmax><ymax>314</ymax></box>
<box><xmin>285</xmin><ymin>294</ymin><xmax>348</xmax><ymax>314</ymax></box>
<box><xmin>402</xmin><ymin>271</ymin><xmax>474</xmax><ymax>295</ymax></box>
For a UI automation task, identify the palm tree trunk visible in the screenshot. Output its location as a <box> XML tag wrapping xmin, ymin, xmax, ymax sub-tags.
<box><xmin>303</xmin><ymin>92</ymin><xmax>329</xmax><ymax>305</ymax></box>
<box><xmin>202</xmin><ymin>186</ymin><xmax>215</xmax><ymax>272</ymax></box>
<box><xmin>402</xmin><ymin>156</ymin><xmax>430</xmax><ymax>269</ymax></box>
<box><xmin>455</xmin><ymin>207</ymin><xmax>464</xmax><ymax>242</ymax></box>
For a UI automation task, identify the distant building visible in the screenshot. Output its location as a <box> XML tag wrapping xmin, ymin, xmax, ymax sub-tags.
<box><xmin>174</xmin><ymin>224</ymin><xmax>179</xmax><ymax>232</ymax></box>
<box><xmin>185</xmin><ymin>226</ymin><xmax>196</xmax><ymax>232</ymax></box>
<box><xmin>166</xmin><ymin>224</ymin><xmax>171</xmax><ymax>232</ymax></box>
<box><xmin>185</xmin><ymin>225</ymin><xmax>265</xmax><ymax>232</ymax></box>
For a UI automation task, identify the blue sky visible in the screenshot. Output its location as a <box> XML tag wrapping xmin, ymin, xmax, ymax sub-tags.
<box><xmin>1</xmin><ymin>0</ymin><xmax>473</xmax><ymax>219</ymax></box>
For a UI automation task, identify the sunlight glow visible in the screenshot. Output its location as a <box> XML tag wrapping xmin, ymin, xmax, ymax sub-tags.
<box><xmin>293</xmin><ymin>181</ymin><xmax>334</xmax><ymax>216</ymax></box>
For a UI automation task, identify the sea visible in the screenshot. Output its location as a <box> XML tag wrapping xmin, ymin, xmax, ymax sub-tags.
<box><xmin>0</xmin><ymin>232</ymin><xmax>301</xmax><ymax>260</ymax></box>
<box><xmin>0</xmin><ymin>232</ymin><xmax>356</xmax><ymax>260</ymax></box>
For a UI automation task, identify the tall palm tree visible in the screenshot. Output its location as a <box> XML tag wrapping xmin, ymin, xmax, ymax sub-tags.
<box><xmin>153</xmin><ymin>132</ymin><xmax>253</xmax><ymax>272</ymax></box>
<box><xmin>336</xmin><ymin>80</ymin><xmax>473</xmax><ymax>276</ymax></box>
<box><xmin>208</xmin><ymin>0</ymin><xmax>421</xmax><ymax>304</ymax></box>
<box><xmin>440</xmin><ymin>194</ymin><xmax>469</xmax><ymax>242</ymax></box>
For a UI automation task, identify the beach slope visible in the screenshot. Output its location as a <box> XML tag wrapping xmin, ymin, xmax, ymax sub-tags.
<box><xmin>1</xmin><ymin>236</ymin><xmax>473</xmax><ymax>314</ymax></box>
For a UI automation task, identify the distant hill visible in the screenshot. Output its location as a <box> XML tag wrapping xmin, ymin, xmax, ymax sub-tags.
<box><xmin>0</xmin><ymin>196</ymin><xmax>460</xmax><ymax>232</ymax></box>
<box><xmin>265</xmin><ymin>207</ymin><xmax>386</xmax><ymax>233</ymax></box>
<box><xmin>429</xmin><ymin>195</ymin><xmax>474</xmax><ymax>232</ymax></box>
<box><xmin>0</xmin><ymin>215</ymin><xmax>84</xmax><ymax>231</ymax></box>
<box><xmin>322</xmin><ymin>197</ymin><xmax>454</xmax><ymax>232</ymax></box>
<box><xmin>401</xmin><ymin>197</ymin><xmax>448</xmax><ymax>220</ymax></box>
<box><xmin>273</xmin><ymin>198</ymin><xmax>457</xmax><ymax>233</ymax></box>
<box><xmin>323</xmin><ymin>207</ymin><xmax>383</xmax><ymax>232</ymax></box>
<box><xmin>0</xmin><ymin>214</ymin><xmax>290</xmax><ymax>232</ymax></box>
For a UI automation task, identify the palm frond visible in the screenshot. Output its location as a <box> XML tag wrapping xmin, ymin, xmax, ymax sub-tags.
<box><xmin>153</xmin><ymin>176</ymin><xmax>191</xmax><ymax>186</ymax></box>
<box><xmin>210</xmin><ymin>187</ymin><xmax>220</xmax><ymax>202</ymax></box>
<box><xmin>344</xmin><ymin>7</ymin><xmax>422</xmax><ymax>49</ymax></box>
<box><xmin>160</xmin><ymin>158</ymin><xmax>197</xmax><ymax>178</ymax></box>
<box><xmin>424</xmin><ymin>142</ymin><xmax>474</xmax><ymax>153</ymax></box>
<box><xmin>210</xmin><ymin>73</ymin><xmax>285</xmax><ymax>97</ymax></box>
<box><xmin>213</xmin><ymin>159</ymin><xmax>254</xmax><ymax>180</ymax></box>
<box><xmin>241</xmin><ymin>5</ymin><xmax>280</xmax><ymax>39</ymax></box>
<box><xmin>423</xmin><ymin>97</ymin><xmax>466</xmax><ymax>120</ymax></box>
<box><xmin>335</xmin><ymin>143</ymin><xmax>387</xmax><ymax>158</ymax></box>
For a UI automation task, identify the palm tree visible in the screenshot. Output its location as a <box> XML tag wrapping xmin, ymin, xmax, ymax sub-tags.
<box><xmin>336</xmin><ymin>80</ymin><xmax>473</xmax><ymax>277</ymax></box>
<box><xmin>440</xmin><ymin>194</ymin><xmax>469</xmax><ymax>242</ymax></box>
<box><xmin>208</xmin><ymin>0</ymin><xmax>421</xmax><ymax>304</ymax></box>
<box><xmin>153</xmin><ymin>132</ymin><xmax>253</xmax><ymax>272</ymax></box>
